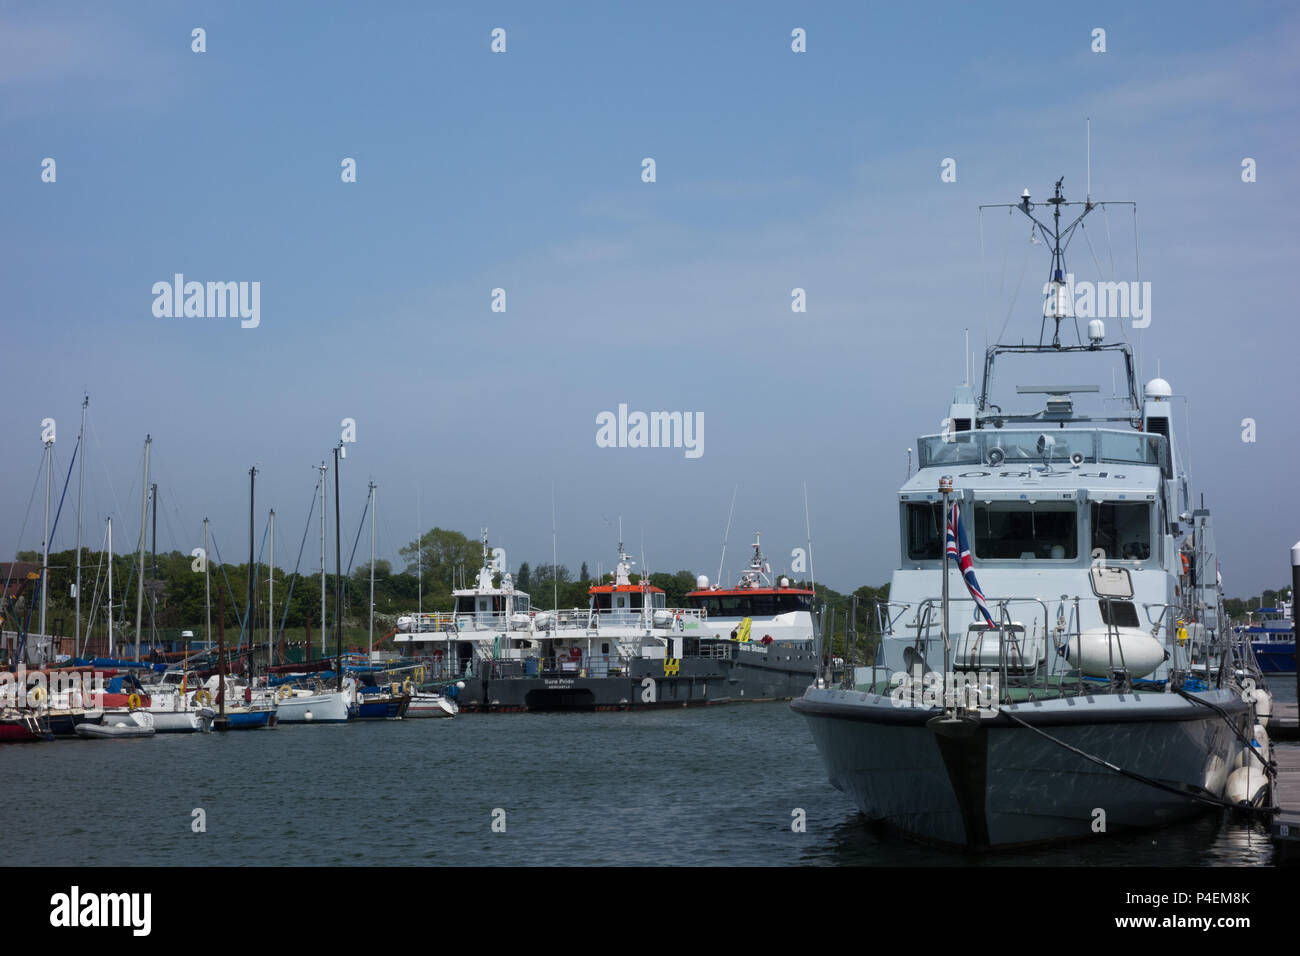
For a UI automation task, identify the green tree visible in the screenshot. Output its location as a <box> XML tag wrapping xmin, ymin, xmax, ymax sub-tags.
<box><xmin>399</xmin><ymin>528</ymin><xmax>482</xmax><ymax>590</ymax></box>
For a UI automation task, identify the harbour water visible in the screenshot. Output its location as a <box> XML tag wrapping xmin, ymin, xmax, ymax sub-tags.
<box><xmin>6</xmin><ymin>693</ymin><xmax>1289</xmax><ymax>866</ymax></box>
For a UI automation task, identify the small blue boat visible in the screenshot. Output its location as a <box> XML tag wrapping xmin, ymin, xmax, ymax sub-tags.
<box><xmin>221</xmin><ymin>708</ymin><xmax>274</xmax><ymax>729</ymax></box>
<box><xmin>352</xmin><ymin>685</ymin><xmax>410</xmax><ymax>720</ymax></box>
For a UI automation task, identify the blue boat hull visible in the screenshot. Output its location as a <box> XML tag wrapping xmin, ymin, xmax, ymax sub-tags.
<box><xmin>352</xmin><ymin>694</ymin><xmax>409</xmax><ymax>720</ymax></box>
<box><xmin>221</xmin><ymin>710</ymin><xmax>273</xmax><ymax>729</ymax></box>
<box><xmin>1252</xmin><ymin>641</ymin><xmax>1296</xmax><ymax>673</ymax></box>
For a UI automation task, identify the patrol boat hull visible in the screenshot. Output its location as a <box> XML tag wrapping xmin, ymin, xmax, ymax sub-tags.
<box><xmin>793</xmin><ymin>686</ymin><xmax>1248</xmax><ymax>848</ymax></box>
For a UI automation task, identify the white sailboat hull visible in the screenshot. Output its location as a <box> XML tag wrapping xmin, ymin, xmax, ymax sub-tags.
<box><xmin>274</xmin><ymin>690</ymin><xmax>351</xmax><ymax>723</ymax></box>
<box><xmin>406</xmin><ymin>694</ymin><xmax>457</xmax><ymax>718</ymax></box>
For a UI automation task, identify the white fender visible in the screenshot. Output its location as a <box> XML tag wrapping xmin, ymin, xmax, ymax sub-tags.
<box><xmin>1254</xmin><ymin>688</ymin><xmax>1272</xmax><ymax>727</ymax></box>
<box><xmin>1061</xmin><ymin>627</ymin><xmax>1165</xmax><ymax>679</ymax></box>
<box><xmin>1224</xmin><ymin>764</ymin><xmax>1268</xmax><ymax>805</ymax></box>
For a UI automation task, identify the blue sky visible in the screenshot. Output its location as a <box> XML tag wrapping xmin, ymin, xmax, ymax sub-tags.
<box><xmin>2</xmin><ymin>1</ymin><xmax>1297</xmax><ymax>596</ymax></box>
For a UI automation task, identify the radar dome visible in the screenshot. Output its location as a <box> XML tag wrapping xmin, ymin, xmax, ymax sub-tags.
<box><xmin>1144</xmin><ymin>378</ymin><xmax>1172</xmax><ymax>400</ymax></box>
<box><xmin>696</xmin><ymin>575</ymin><xmax>709</xmax><ymax>589</ymax></box>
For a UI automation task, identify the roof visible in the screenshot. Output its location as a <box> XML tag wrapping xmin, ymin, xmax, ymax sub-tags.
<box><xmin>686</xmin><ymin>587</ymin><xmax>814</xmax><ymax>598</ymax></box>
<box><xmin>1</xmin><ymin>562</ymin><xmax>40</xmax><ymax>599</ymax></box>
<box><xmin>588</xmin><ymin>584</ymin><xmax>664</xmax><ymax>594</ymax></box>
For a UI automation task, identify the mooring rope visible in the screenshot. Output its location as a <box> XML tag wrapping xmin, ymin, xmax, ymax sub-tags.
<box><xmin>999</xmin><ymin>707</ymin><xmax>1273</xmax><ymax>817</ymax></box>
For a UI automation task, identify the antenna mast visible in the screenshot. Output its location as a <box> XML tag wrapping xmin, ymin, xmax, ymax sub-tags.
<box><xmin>717</xmin><ymin>485</ymin><xmax>738</xmax><ymax>585</ymax></box>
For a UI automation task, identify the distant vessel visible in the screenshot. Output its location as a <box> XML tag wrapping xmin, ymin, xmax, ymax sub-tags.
<box><xmin>685</xmin><ymin>532</ymin><xmax>820</xmax><ymax>700</ymax></box>
<box><xmin>393</xmin><ymin>536</ymin><xmax>819</xmax><ymax>712</ymax></box>
<box><xmin>794</xmin><ymin>179</ymin><xmax>1262</xmax><ymax>848</ymax></box>
<box><xmin>1236</xmin><ymin>599</ymin><xmax>1295</xmax><ymax>673</ymax></box>
<box><xmin>393</xmin><ymin>531</ymin><xmax>533</xmax><ymax>681</ymax></box>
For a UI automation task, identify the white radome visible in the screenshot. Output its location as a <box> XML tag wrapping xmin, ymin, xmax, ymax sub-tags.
<box><xmin>1144</xmin><ymin>377</ymin><xmax>1172</xmax><ymax>400</ymax></box>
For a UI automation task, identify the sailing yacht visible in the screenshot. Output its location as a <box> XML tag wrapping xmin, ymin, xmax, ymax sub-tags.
<box><xmin>793</xmin><ymin>180</ymin><xmax>1263</xmax><ymax>847</ymax></box>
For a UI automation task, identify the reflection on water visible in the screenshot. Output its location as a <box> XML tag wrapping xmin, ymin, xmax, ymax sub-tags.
<box><xmin>804</xmin><ymin>805</ymin><xmax>1275</xmax><ymax>866</ymax></box>
<box><xmin>1</xmin><ymin>702</ymin><xmax>1281</xmax><ymax>866</ymax></box>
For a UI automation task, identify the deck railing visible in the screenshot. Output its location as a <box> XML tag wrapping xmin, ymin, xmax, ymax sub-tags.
<box><xmin>863</xmin><ymin>592</ymin><xmax>1237</xmax><ymax>705</ymax></box>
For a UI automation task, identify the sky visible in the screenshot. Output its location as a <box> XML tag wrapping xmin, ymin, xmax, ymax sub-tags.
<box><xmin>2</xmin><ymin>0</ymin><xmax>1297</xmax><ymax>597</ymax></box>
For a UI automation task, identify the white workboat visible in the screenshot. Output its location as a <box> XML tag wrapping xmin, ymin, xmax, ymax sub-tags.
<box><xmin>392</xmin><ymin>530</ymin><xmax>534</xmax><ymax>677</ymax></box>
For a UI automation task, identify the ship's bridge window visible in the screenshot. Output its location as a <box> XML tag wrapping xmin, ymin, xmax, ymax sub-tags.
<box><xmin>973</xmin><ymin>501</ymin><xmax>1078</xmax><ymax>560</ymax></box>
<box><xmin>904</xmin><ymin>502</ymin><xmax>945</xmax><ymax>561</ymax></box>
<box><xmin>1098</xmin><ymin>433</ymin><xmax>1163</xmax><ymax>467</ymax></box>
<box><xmin>689</xmin><ymin>593</ymin><xmax>811</xmax><ymax>616</ymax></box>
<box><xmin>1090</xmin><ymin>501</ymin><xmax>1151</xmax><ymax>561</ymax></box>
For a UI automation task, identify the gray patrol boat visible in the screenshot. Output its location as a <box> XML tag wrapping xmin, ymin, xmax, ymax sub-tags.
<box><xmin>794</xmin><ymin>180</ymin><xmax>1265</xmax><ymax>848</ymax></box>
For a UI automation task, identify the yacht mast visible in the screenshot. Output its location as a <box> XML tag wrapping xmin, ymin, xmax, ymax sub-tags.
<box><xmin>40</xmin><ymin>431</ymin><xmax>52</xmax><ymax>648</ymax></box>
<box><xmin>150</xmin><ymin>483</ymin><xmax>158</xmax><ymax>649</ymax></box>
<box><xmin>417</xmin><ymin>488</ymin><xmax>422</xmax><ymax>620</ymax></box>
<box><xmin>333</xmin><ymin>444</ymin><xmax>343</xmax><ymax>691</ymax></box>
<box><xmin>203</xmin><ymin>517</ymin><xmax>210</xmax><ymax>654</ymax></box>
<box><xmin>368</xmin><ymin>481</ymin><xmax>376</xmax><ymax>663</ymax></box>
<box><xmin>106</xmin><ymin>516</ymin><xmax>114</xmax><ymax>657</ymax></box>
<box><xmin>247</xmin><ymin>467</ymin><xmax>257</xmax><ymax>675</ymax></box>
<box><xmin>320</xmin><ymin>461</ymin><xmax>328</xmax><ymax>659</ymax></box>
<box><xmin>75</xmin><ymin>395</ymin><xmax>87</xmax><ymax>646</ymax></box>
<box><xmin>269</xmin><ymin>509</ymin><xmax>275</xmax><ymax>662</ymax></box>
<box><xmin>134</xmin><ymin>435</ymin><xmax>150</xmax><ymax>662</ymax></box>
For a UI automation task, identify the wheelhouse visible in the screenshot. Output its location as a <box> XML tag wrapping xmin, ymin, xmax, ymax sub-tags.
<box><xmin>588</xmin><ymin>584</ymin><xmax>666</xmax><ymax>612</ymax></box>
<box><xmin>685</xmin><ymin>589</ymin><xmax>813</xmax><ymax>619</ymax></box>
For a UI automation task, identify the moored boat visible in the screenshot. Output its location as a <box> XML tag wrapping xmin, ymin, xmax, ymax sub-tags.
<box><xmin>0</xmin><ymin>711</ymin><xmax>54</xmax><ymax>742</ymax></box>
<box><xmin>75</xmin><ymin>710</ymin><xmax>155</xmax><ymax>739</ymax></box>
<box><xmin>793</xmin><ymin>179</ymin><xmax>1263</xmax><ymax>848</ymax></box>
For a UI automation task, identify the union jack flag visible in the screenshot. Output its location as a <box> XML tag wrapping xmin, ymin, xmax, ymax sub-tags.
<box><xmin>945</xmin><ymin>500</ymin><xmax>997</xmax><ymax>629</ymax></box>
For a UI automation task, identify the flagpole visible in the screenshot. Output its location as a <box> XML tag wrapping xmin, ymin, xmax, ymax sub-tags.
<box><xmin>940</xmin><ymin>476</ymin><xmax>953</xmax><ymax>702</ymax></box>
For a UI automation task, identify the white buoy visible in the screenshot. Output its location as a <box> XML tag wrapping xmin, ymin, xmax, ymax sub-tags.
<box><xmin>304</xmin><ymin>711</ymin><xmax>314</xmax><ymax>722</ymax></box>
<box><xmin>1254</xmin><ymin>688</ymin><xmax>1273</xmax><ymax>727</ymax></box>
<box><xmin>1224</xmin><ymin>764</ymin><xmax>1268</xmax><ymax>805</ymax></box>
